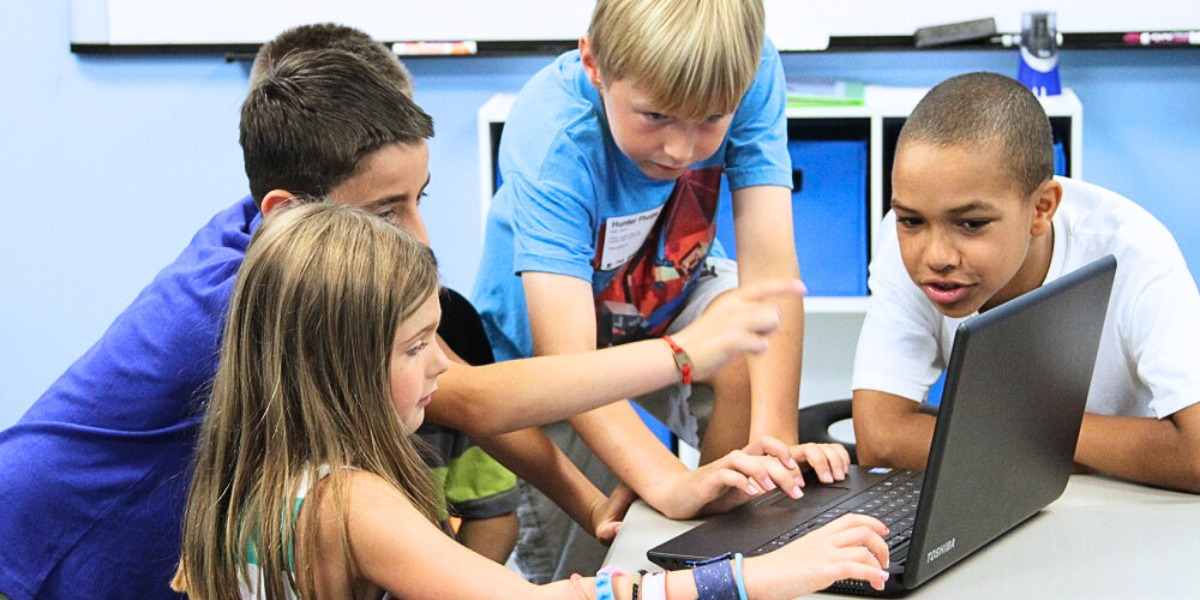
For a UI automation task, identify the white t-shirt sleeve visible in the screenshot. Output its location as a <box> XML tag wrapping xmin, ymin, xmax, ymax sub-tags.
<box><xmin>852</xmin><ymin>213</ymin><xmax>946</xmax><ymax>402</ymax></box>
<box><xmin>1123</xmin><ymin>242</ymin><xmax>1200</xmax><ymax>418</ymax></box>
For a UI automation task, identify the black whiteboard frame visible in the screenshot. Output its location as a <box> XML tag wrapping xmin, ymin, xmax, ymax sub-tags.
<box><xmin>70</xmin><ymin>32</ymin><xmax>1200</xmax><ymax>57</ymax></box>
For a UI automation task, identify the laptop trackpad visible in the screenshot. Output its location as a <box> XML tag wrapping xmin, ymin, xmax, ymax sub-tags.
<box><xmin>770</xmin><ymin>485</ymin><xmax>849</xmax><ymax>509</ymax></box>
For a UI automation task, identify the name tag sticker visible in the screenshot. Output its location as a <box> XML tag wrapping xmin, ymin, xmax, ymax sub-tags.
<box><xmin>599</xmin><ymin>205</ymin><xmax>665</xmax><ymax>271</ymax></box>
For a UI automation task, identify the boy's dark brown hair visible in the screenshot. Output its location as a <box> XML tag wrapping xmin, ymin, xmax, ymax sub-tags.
<box><xmin>240</xmin><ymin>48</ymin><xmax>434</xmax><ymax>208</ymax></box>
<box><xmin>249</xmin><ymin>23</ymin><xmax>414</xmax><ymax>96</ymax></box>
<box><xmin>898</xmin><ymin>72</ymin><xmax>1055</xmax><ymax>195</ymax></box>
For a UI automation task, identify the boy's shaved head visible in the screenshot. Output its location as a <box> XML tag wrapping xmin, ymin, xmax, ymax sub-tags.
<box><xmin>240</xmin><ymin>48</ymin><xmax>433</xmax><ymax>207</ymax></box>
<box><xmin>249</xmin><ymin>23</ymin><xmax>414</xmax><ymax>96</ymax></box>
<box><xmin>898</xmin><ymin>72</ymin><xmax>1055</xmax><ymax>195</ymax></box>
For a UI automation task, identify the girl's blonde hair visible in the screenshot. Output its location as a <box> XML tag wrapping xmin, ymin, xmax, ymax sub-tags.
<box><xmin>174</xmin><ymin>202</ymin><xmax>441</xmax><ymax>600</ymax></box>
<box><xmin>587</xmin><ymin>0</ymin><xmax>765</xmax><ymax>121</ymax></box>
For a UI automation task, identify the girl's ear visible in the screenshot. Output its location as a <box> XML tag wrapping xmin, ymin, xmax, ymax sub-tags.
<box><xmin>260</xmin><ymin>189</ymin><xmax>298</xmax><ymax>216</ymax></box>
<box><xmin>579</xmin><ymin>35</ymin><xmax>605</xmax><ymax>92</ymax></box>
<box><xmin>1030</xmin><ymin>179</ymin><xmax>1063</xmax><ymax>237</ymax></box>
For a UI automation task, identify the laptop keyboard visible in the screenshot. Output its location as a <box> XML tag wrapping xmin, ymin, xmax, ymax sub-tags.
<box><xmin>748</xmin><ymin>470</ymin><xmax>923</xmax><ymax>562</ymax></box>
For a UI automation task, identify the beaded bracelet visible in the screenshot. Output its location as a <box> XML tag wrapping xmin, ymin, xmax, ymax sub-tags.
<box><xmin>631</xmin><ymin>570</ymin><xmax>647</xmax><ymax>600</ymax></box>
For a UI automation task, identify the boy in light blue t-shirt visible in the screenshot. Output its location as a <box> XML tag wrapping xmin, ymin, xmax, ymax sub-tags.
<box><xmin>473</xmin><ymin>0</ymin><xmax>849</xmax><ymax>582</ymax></box>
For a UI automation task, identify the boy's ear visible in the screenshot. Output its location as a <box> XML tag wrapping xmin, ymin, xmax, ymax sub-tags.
<box><xmin>579</xmin><ymin>35</ymin><xmax>604</xmax><ymax>91</ymax></box>
<box><xmin>260</xmin><ymin>189</ymin><xmax>298</xmax><ymax>216</ymax></box>
<box><xmin>1029</xmin><ymin>179</ymin><xmax>1063</xmax><ymax>237</ymax></box>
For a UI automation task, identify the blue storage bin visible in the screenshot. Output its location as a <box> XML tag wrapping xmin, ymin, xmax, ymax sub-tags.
<box><xmin>1053</xmin><ymin>139</ymin><xmax>1067</xmax><ymax>177</ymax></box>
<box><xmin>927</xmin><ymin>370</ymin><xmax>947</xmax><ymax>407</ymax></box>
<box><xmin>632</xmin><ymin>402</ymin><xmax>675</xmax><ymax>450</ymax></box>
<box><xmin>715</xmin><ymin>139</ymin><xmax>869</xmax><ymax>296</ymax></box>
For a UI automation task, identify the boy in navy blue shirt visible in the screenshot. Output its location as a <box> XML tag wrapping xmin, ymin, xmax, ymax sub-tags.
<box><xmin>0</xmin><ymin>45</ymin><xmax>443</xmax><ymax>600</ymax></box>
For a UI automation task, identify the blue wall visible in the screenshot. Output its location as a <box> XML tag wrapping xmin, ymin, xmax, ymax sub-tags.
<box><xmin>2</xmin><ymin>1</ymin><xmax>1198</xmax><ymax>427</ymax></box>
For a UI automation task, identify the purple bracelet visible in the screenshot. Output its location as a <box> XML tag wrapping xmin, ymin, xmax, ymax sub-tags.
<box><xmin>692</xmin><ymin>553</ymin><xmax>740</xmax><ymax>600</ymax></box>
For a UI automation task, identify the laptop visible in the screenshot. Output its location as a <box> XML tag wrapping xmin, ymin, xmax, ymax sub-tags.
<box><xmin>648</xmin><ymin>254</ymin><xmax>1117</xmax><ymax>595</ymax></box>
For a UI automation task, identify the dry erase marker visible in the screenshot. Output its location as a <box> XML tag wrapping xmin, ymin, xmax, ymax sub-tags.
<box><xmin>392</xmin><ymin>41</ymin><xmax>478</xmax><ymax>56</ymax></box>
<box><xmin>1122</xmin><ymin>31</ymin><xmax>1200</xmax><ymax>46</ymax></box>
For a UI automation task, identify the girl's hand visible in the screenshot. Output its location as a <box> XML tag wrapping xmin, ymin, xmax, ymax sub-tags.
<box><xmin>744</xmin><ymin>514</ymin><xmax>891</xmax><ymax>600</ymax></box>
<box><xmin>670</xmin><ymin>279</ymin><xmax>806</xmax><ymax>382</ymax></box>
<box><xmin>588</xmin><ymin>483</ymin><xmax>638</xmax><ymax>545</ymax></box>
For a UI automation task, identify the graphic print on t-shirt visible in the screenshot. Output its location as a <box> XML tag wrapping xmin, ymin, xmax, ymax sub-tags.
<box><xmin>592</xmin><ymin>166</ymin><xmax>723</xmax><ymax>347</ymax></box>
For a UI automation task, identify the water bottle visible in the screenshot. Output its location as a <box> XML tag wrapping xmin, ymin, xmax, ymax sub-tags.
<box><xmin>1018</xmin><ymin>12</ymin><xmax>1062</xmax><ymax>96</ymax></box>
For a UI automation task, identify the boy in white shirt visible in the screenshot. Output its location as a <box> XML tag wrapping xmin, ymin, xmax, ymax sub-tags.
<box><xmin>851</xmin><ymin>72</ymin><xmax>1200</xmax><ymax>493</ymax></box>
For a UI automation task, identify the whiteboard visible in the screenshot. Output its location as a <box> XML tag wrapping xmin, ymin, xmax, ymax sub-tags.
<box><xmin>72</xmin><ymin>0</ymin><xmax>1200</xmax><ymax>50</ymax></box>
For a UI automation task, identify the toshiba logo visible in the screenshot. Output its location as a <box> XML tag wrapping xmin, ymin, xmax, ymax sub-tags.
<box><xmin>926</xmin><ymin>538</ymin><xmax>956</xmax><ymax>563</ymax></box>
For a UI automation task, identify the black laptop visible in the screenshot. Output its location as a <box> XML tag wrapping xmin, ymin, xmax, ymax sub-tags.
<box><xmin>648</xmin><ymin>255</ymin><xmax>1117</xmax><ymax>595</ymax></box>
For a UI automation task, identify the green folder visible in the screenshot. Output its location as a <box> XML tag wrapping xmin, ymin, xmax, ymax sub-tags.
<box><xmin>786</xmin><ymin>78</ymin><xmax>865</xmax><ymax>107</ymax></box>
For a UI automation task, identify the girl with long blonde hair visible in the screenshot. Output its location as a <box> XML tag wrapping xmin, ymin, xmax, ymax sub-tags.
<box><xmin>175</xmin><ymin>202</ymin><xmax>890</xmax><ymax>600</ymax></box>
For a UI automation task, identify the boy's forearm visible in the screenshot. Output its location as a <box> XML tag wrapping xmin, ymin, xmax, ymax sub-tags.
<box><xmin>1075</xmin><ymin>412</ymin><xmax>1200</xmax><ymax>493</ymax></box>
<box><xmin>522</xmin><ymin>271</ymin><xmax>694</xmax><ymax>510</ymax></box>
<box><xmin>456</xmin><ymin>513</ymin><xmax>519</xmax><ymax>564</ymax></box>
<box><xmin>474</xmin><ymin>428</ymin><xmax>609</xmax><ymax>532</ymax></box>
<box><xmin>744</xmin><ymin>285</ymin><xmax>802</xmax><ymax>443</ymax></box>
<box><xmin>852</xmin><ymin>390</ymin><xmax>937</xmax><ymax>470</ymax></box>
<box><xmin>567</xmin><ymin>401</ymin><xmax>692</xmax><ymax>511</ymax></box>
<box><xmin>733</xmin><ymin>185</ymin><xmax>803</xmax><ymax>444</ymax></box>
<box><xmin>856</xmin><ymin>415</ymin><xmax>935</xmax><ymax>471</ymax></box>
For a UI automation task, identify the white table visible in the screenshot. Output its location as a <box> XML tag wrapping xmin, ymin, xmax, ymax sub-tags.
<box><xmin>603</xmin><ymin>475</ymin><xmax>1200</xmax><ymax>599</ymax></box>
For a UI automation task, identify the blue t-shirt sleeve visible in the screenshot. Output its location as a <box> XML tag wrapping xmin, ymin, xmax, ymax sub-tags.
<box><xmin>724</xmin><ymin>37</ymin><xmax>791</xmax><ymax>191</ymax></box>
<box><xmin>508</xmin><ymin>157</ymin><xmax>599</xmax><ymax>281</ymax></box>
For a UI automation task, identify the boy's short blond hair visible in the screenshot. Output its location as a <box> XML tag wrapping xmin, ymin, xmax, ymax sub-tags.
<box><xmin>588</xmin><ymin>0</ymin><xmax>764</xmax><ymax>121</ymax></box>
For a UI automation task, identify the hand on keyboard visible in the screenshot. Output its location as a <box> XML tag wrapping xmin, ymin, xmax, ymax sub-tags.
<box><xmin>743</xmin><ymin>514</ymin><xmax>891</xmax><ymax>599</ymax></box>
<box><xmin>656</xmin><ymin>436</ymin><xmax>806</xmax><ymax>519</ymax></box>
<box><xmin>788</xmin><ymin>442</ymin><xmax>852</xmax><ymax>484</ymax></box>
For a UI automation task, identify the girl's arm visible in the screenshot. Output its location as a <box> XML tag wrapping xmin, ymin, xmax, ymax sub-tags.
<box><xmin>427</xmin><ymin>279</ymin><xmax>804</xmax><ymax>438</ymax></box>
<box><xmin>307</xmin><ymin>471</ymin><xmax>890</xmax><ymax>600</ymax></box>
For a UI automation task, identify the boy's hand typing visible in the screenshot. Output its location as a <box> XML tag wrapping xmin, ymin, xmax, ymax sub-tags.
<box><xmin>656</xmin><ymin>437</ymin><xmax>851</xmax><ymax>519</ymax></box>
<box><xmin>790</xmin><ymin>442</ymin><xmax>852</xmax><ymax>485</ymax></box>
<box><xmin>649</xmin><ymin>437</ymin><xmax>782</xmax><ymax>517</ymax></box>
<box><xmin>743</xmin><ymin>437</ymin><xmax>852</xmax><ymax>486</ymax></box>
